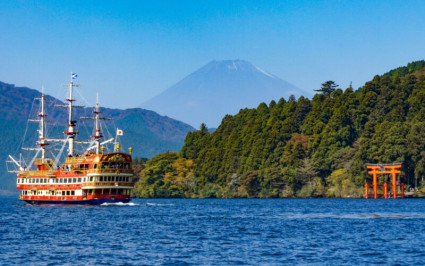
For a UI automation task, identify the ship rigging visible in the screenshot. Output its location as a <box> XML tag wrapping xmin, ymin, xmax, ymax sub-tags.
<box><xmin>8</xmin><ymin>73</ymin><xmax>135</xmax><ymax>205</ymax></box>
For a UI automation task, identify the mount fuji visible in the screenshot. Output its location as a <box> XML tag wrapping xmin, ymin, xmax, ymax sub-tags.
<box><xmin>142</xmin><ymin>60</ymin><xmax>309</xmax><ymax>128</ymax></box>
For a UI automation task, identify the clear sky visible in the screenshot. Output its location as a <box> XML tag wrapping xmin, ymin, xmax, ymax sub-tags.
<box><xmin>1</xmin><ymin>0</ymin><xmax>425</xmax><ymax>109</ymax></box>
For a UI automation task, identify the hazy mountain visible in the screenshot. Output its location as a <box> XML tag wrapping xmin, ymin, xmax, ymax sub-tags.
<box><xmin>142</xmin><ymin>60</ymin><xmax>309</xmax><ymax>127</ymax></box>
<box><xmin>0</xmin><ymin>81</ymin><xmax>195</xmax><ymax>191</ymax></box>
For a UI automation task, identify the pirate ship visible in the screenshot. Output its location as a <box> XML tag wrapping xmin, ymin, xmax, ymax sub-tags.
<box><xmin>8</xmin><ymin>74</ymin><xmax>134</xmax><ymax>205</ymax></box>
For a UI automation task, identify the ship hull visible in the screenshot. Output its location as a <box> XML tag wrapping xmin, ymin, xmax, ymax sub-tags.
<box><xmin>23</xmin><ymin>198</ymin><xmax>131</xmax><ymax>205</ymax></box>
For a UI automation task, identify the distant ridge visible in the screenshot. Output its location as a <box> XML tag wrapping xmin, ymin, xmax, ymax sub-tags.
<box><xmin>0</xmin><ymin>81</ymin><xmax>195</xmax><ymax>191</ymax></box>
<box><xmin>142</xmin><ymin>60</ymin><xmax>308</xmax><ymax>127</ymax></box>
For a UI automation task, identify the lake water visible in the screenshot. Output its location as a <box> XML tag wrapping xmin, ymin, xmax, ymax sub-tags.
<box><xmin>1</xmin><ymin>197</ymin><xmax>425</xmax><ymax>265</ymax></box>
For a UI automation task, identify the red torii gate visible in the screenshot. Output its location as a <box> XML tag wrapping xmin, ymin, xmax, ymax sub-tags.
<box><xmin>365</xmin><ymin>163</ymin><xmax>404</xmax><ymax>199</ymax></box>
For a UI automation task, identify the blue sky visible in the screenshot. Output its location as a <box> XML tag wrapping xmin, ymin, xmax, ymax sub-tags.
<box><xmin>1</xmin><ymin>0</ymin><xmax>425</xmax><ymax>109</ymax></box>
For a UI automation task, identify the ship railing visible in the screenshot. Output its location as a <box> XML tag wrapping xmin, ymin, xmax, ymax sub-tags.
<box><xmin>82</xmin><ymin>182</ymin><xmax>135</xmax><ymax>187</ymax></box>
<box><xmin>34</xmin><ymin>158</ymin><xmax>54</xmax><ymax>165</ymax></box>
<box><xmin>65</xmin><ymin>157</ymin><xmax>86</xmax><ymax>163</ymax></box>
<box><xmin>87</xmin><ymin>169</ymin><xmax>133</xmax><ymax>174</ymax></box>
<box><xmin>19</xmin><ymin>170</ymin><xmax>56</xmax><ymax>176</ymax></box>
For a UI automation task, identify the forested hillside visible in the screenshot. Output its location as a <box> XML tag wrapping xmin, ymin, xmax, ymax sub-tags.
<box><xmin>134</xmin><ymin>60</ymin><xmax>425</xmax><ymax>198</ymax></box>
<box><xmin>0</xmin><ymin>81</ymin><xmax>194</xmax><ymax>192</ymax></box>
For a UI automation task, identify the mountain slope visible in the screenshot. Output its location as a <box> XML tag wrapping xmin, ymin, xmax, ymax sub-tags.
<box><xmin>0</xmin><ymin>81</ymin><xmax>195</xmax><ymax>191</ymax></box>
<box><xmin>134</xmin><ymin>60</ymin><xmax>425</xmax><ymax>198</ymax></box>
<box><xmin>142</xmin><ymin>60</ymin><xmax>308</xmax><ymax>127</ymax></box>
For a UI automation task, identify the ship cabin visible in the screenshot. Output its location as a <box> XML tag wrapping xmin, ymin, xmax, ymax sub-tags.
<box><xmin>16</xmin><ymin>152</ymin><xmax>134</xmax><ymax>202</ymax></box>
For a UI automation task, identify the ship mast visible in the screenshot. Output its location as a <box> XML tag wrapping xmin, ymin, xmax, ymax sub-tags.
<box><xmin>37</xmin><ymin>90</ymin><xmax>49</xmax><ymax>161</ymax></box>
<box><xmin>64</xmin><ymin>73</ymin><xmax>79</xmax><ymax>156</ymax></box>
<box><xmin>23</xmin><ymin>88</ymin><xmax>50</xmax><ymax>159</ymax></box>
<box><xmin>81</xmin><ymin>94</ymin><xmax>112</xmax><ymax>154</ymax></box>
<box><xmin>93</xmin><ymin>94</ymin><xmax>102</xmax><ymax>154</ymax></box>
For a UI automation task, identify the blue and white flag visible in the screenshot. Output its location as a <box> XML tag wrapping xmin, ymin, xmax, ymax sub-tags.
<box><xmin>71</xmin><ymin>73</ymin><xmax>78</xmax><ymax>79</ymax></box>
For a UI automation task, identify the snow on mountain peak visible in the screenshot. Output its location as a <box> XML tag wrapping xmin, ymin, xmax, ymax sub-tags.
<box><xmin>255</xmin><ymin>66</ymin><xmax>276</xmax><ymax>79</ymax></box>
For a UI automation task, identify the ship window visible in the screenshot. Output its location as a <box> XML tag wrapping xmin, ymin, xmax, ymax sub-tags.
<box><xmin>73</xmin><ymin>178</ymin><xmax>77</xmax><ymax>183</ymax></box>
<box><xmin>78</xmin><ymin>178</ymin><xmax>81</xmax><ymax>183</ymax></box>
<box><xmin>17</xmin><ymin>179</ymin><xmax>20</xmax><ymax>184</ymax></box>
<box><xmin>89</xmin><ymin>176</ymin><xmax>93</xmax><ymax>182</ymax></box>
<box><xmin>99</xmin><ymin>176</ymin><xmax>103</xmax><ymax>182</ymax></box>
<box><xmin>71</xmin><ymin>191</ymin><xmax>75</xmax><ymax>196</ymax></box>
<box><xmin>66</xmin><ymin>191</ymin><xmax>70</xmax><ymax>196</ymax></box>
<box><xmin>93</xmin><ymin>164</ymin><xmax>97</xmax><ymax>169</ymax></box>
<box><xmin>101</xmin><ymin>162</ymin><xmax>108</xmax><ymax>169</ymax></box>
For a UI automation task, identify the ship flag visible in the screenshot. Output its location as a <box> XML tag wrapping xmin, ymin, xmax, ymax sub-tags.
<box><xmin>71</xmin><ymin>72</ymin><xmax>78</xmax><ymax>79</ymax></box>
<box><xmin>117</xmin><ymin>129</ymin><xmax>123</xmax><ymax>136</ymax></box>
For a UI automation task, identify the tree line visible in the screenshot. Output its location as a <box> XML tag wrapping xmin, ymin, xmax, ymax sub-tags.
<box><xmin>134</xmin><ymin>60</ymin><xmax>425</xmax><ymax>198</ymax></box>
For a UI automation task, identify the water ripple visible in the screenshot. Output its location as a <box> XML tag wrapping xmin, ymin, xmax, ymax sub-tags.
<box><xmin>1</xmin><ymin>198</ymin><xmax>425</xmax><ymax>264</ymax></box>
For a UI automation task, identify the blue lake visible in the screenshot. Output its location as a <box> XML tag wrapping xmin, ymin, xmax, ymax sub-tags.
<box><xmin>1</xmin><ymin>197</ymin><xmax>425</xmax><ymax>264</ymax></box>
